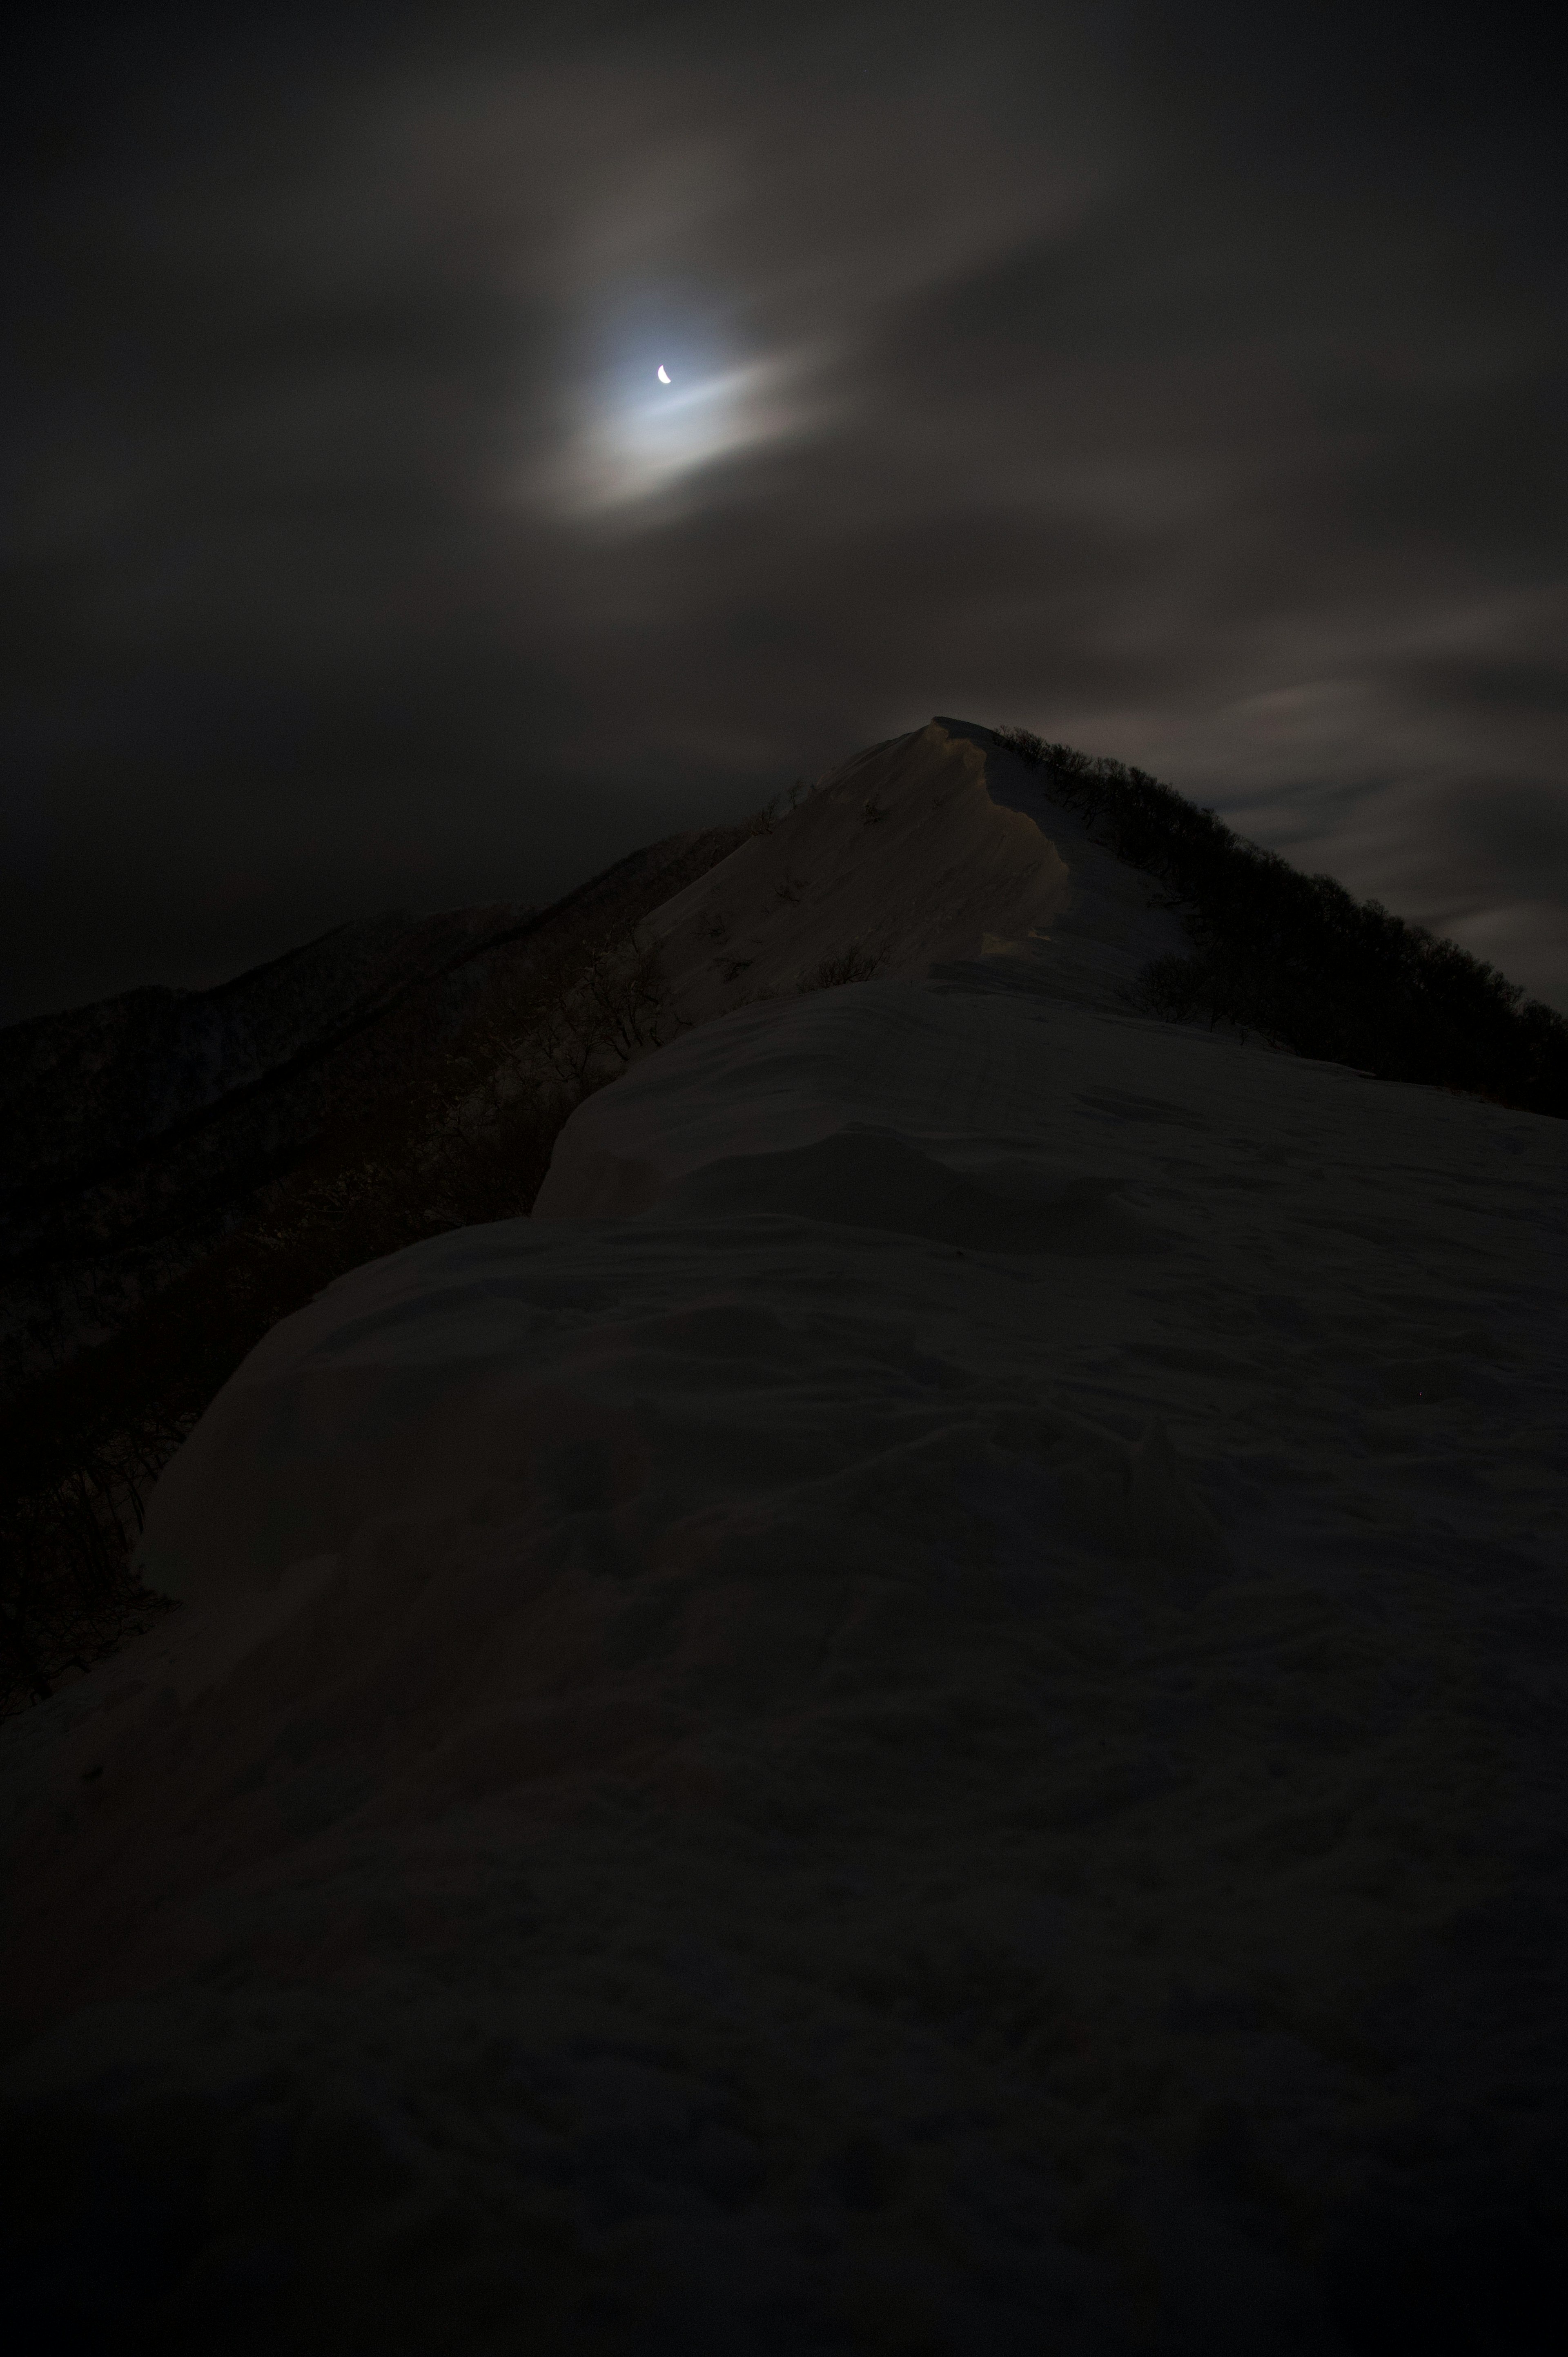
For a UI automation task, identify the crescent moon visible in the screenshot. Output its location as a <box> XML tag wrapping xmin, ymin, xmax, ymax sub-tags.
<box><xmin>657</xmin><ymin>364</ymin><xmax>671</xmax><ymax>384</ymax></box>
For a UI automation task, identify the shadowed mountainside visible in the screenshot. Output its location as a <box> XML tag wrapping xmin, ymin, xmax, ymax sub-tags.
<box><xmin>3</xmin><ymin>714</ymin><xmax>1564</xmax><ymax>1720</ymax></box>
<box><xmin>997</xmin><ymin>726</ymin><xmax>1568</xmax><ymax>1117</ymax></box>
<box><xmin>0</xmin><ymin>835</ymin><xmax>744</xmax><ymax>1392</ymax></box>
<box><xmin>0</xmin><ymin>822</ymin><xmax>752</xmax><ymax>1710</ymax></box>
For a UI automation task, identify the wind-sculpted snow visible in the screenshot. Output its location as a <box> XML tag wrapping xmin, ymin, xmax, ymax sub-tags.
<box><xmin>3</xmin><ymin>976</ymin><xmax>1566</xmax><ymax>2349</ymax></box>
<box><xmin>644</xmin><ymin>718</ymin><xmax>1189</xmax><ymax>1032</ymax></box>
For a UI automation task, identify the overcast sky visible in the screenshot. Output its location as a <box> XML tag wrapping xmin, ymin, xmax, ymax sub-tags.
<box><xmin>5</xmin><ymin>0</ymin><xmax>1565</xmax><ymax>1023</ymax></box>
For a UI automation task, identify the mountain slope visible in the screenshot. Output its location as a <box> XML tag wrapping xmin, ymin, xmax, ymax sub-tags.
<box><xmin>0</xmin><ymin>825</ymin><xmax>748</xmax><ymax>1709</ymax></box>
<box><xmin>643</xmin><ymin>717</ymin><xmax>1188</xmax><ymax>1028</ymax></box>
<box><xmin>0</xmin><ymin>835</ymin><xmax>732</xmax><ymax>1392</ymax></box>
<box><xmin>3</xmin><ymin>720</ymin><xmax>1564</xmax><ymax>2352</ymax></box>
<box><xmin>12</xmin><ymin>952</ymin><xmax>1566</xmax><ymax>2357</ymax></box>
<box><xmin>7</xmin><ymin>712</ymin><xmax>1562</xmax><ymax>1718</ymax></box>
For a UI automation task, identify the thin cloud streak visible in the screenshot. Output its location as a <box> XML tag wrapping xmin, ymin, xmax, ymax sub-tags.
<box><xmin>2</xmin><ymin>1</ymin><xmax>1564</xmax><ymax>1020</ymax></box>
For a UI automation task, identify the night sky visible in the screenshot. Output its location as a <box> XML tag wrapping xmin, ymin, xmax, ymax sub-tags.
<box><xmin>6</xmin><ymin>0</ymin><xmax>1565</xmax><ymax>1025</ymax></box>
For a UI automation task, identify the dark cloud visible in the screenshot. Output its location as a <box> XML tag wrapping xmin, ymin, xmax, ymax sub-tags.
<box><xmin>1391</xmin><ymin>658</ymin><xmax>1568</xmax><ymax>719</ymax></box>
<box><xmin>4</xmin><ymin>0</ymin><xmax>1565</xmax><ymax>1021</ymax></box>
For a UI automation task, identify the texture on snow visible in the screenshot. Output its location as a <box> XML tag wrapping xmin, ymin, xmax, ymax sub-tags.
<box><xmin>2</xmin><ymin>725</ymin><xmax>1565</xmax><ymax>2355</ymax></box>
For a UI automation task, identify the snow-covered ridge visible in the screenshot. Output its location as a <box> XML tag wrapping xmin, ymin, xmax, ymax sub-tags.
<box><xmin>3</xmin><ymin>726</ymin><xmax>1566</xmax><ymax>2352</ymax></box>
<box><xmin>644</xmin><ymin>716</ymin><xmax>1190</xmax><ymax>1031</ymax></box>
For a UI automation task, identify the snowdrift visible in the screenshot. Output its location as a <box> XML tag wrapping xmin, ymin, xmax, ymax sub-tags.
<box><xmin>2</xmin><ymin>727</ymin><xmax>1566</xmax><ymax>2355</ymax></box>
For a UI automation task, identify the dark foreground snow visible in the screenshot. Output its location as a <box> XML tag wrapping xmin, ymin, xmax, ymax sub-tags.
<box><xmin>3</xmin><ymin>978</ymin><xmax>1565</xmax><ymax>2355</ymax></box>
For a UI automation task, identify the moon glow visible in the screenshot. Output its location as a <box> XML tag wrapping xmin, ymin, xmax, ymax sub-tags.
<box><xmin>550</xmin><ymin>354</ymin><xmax>794</xmax><ymax>513</ymax></box>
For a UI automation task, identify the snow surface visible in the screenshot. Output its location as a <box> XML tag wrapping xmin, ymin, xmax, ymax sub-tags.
<box><xmin>3</xmin><ymin>730</ymin><xmax>1567</xmax><ymax>2355</ymax></box>
<box><xmin>643</xmin><ymin>718</ymin><xmax>1191</xmax><ymax>1035</ymax></box>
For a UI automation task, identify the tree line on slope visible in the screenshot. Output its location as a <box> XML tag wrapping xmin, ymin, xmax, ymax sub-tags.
<box><xmin>0</xmin><ymin>823</ymin><xmax>755</xmax><ymax>1717</ymax></box>
<box><xmin>996</xmin><ymin>727</ymin><xmax>1568</xmax><ymax>1118</ymax></box>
